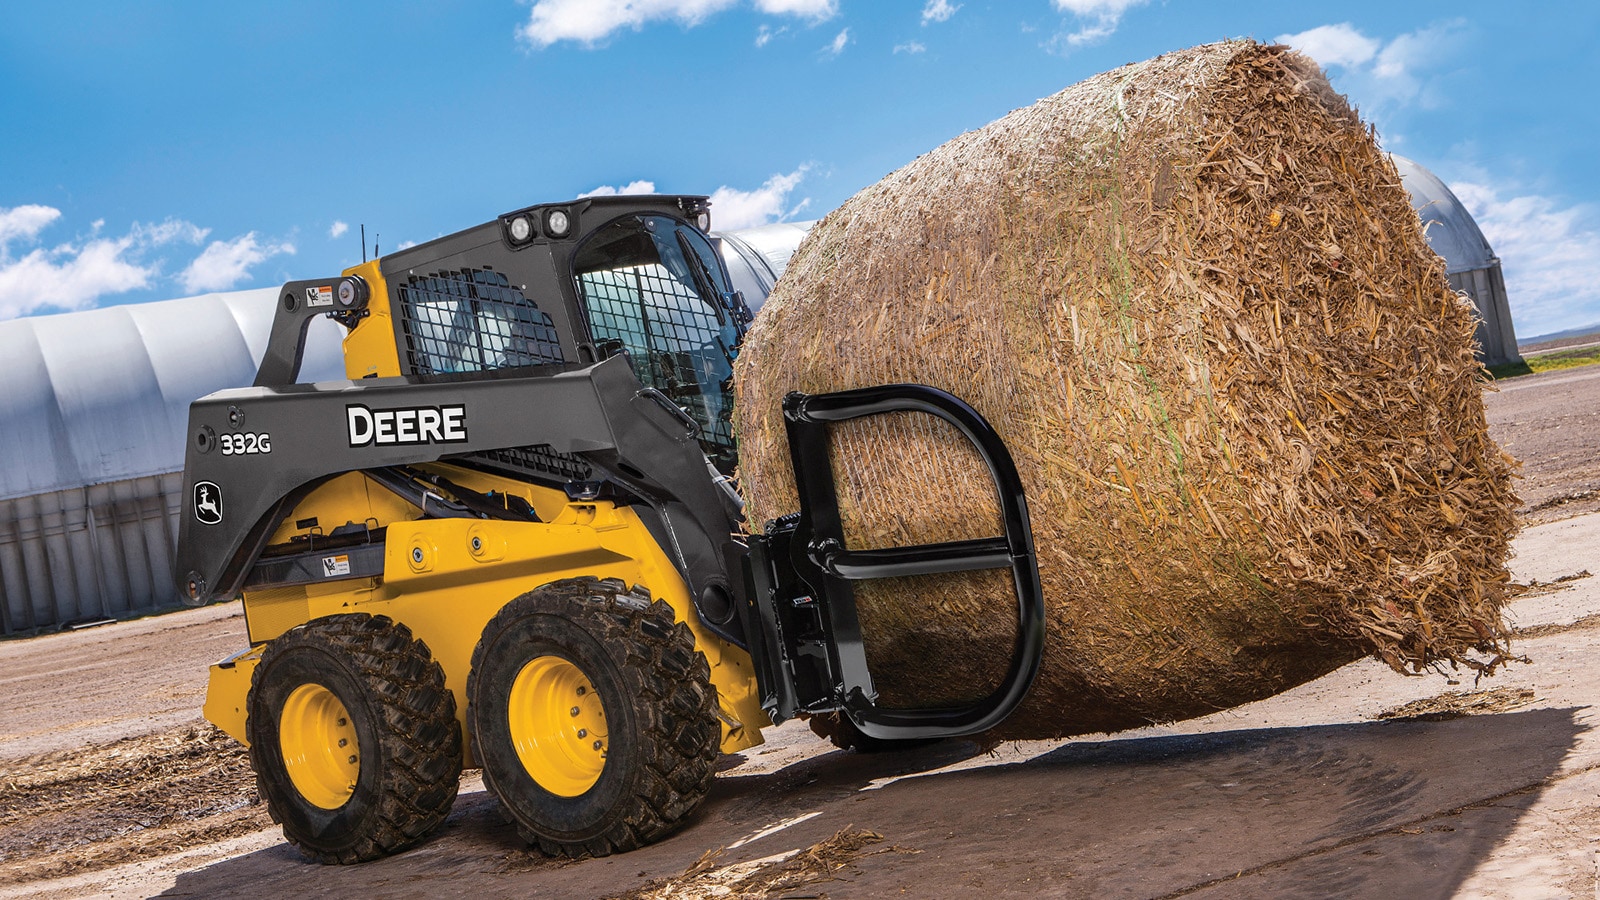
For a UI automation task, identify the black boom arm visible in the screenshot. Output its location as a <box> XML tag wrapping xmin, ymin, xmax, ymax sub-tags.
<box><xmin>175</xmin><ymin>357</ymin><xmax>744</xmax><ymax>641</ymax></box>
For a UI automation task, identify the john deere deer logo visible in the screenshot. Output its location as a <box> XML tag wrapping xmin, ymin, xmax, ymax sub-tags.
<box><xmin>194</xmin><ymin>482</ymin><xmax>223</xmax><ymax>525</ymax></box>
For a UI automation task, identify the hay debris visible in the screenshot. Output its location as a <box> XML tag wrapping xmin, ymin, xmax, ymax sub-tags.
<box><xmin>734</xmin><ymin>40</ymin><xmax>1517</xmax><ymax>740</ymax></box>
<box><xmin>1375</xmin><ymin>688</ymin><xmax>1536</xmax><ymax>721</ymax></box>
<box><xmin>608</xmin><ymin>828</ymin><xmax>888</xmax><ymax>900</ymax></box>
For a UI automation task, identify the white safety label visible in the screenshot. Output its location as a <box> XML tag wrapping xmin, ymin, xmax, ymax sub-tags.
<box><xmin>322</xmin><ymin>555</ymin><xmax>351</xmax><ymax>577</ymax></box>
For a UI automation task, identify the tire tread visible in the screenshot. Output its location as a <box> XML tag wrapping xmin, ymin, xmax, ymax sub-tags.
<box><xmin>247</xmin><ymin>614</ymin><xmax>462</xmax><ymax>864</ymax></box>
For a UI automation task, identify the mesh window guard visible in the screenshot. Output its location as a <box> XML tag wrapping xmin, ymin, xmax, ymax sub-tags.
<box><xmin>397</xmin><ymin>268</ymin><xmax>565</xmax><ymax>375</ymax></box>
<box><xmin>578</xmin><ymin>263</ymin><xmax>737</xmax><ymax>461</ymax></box>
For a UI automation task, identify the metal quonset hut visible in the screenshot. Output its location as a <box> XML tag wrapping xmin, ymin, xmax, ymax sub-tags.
<box><xmin>1391</xmin><ymin>155</ymin><xmax>1523</xmax><ymax>368</ymax></box>
<box><xmin>0</xmin><ymin>291</ymin><xmax>346</xmax><ymax>635</ymax></box>
<box><xmin>0</xmin><ymin>223</ymin><xmax>814</xmax><ymax>635</ymax></box>
<box><xmin>717</xmin><ymin>221</ymin><xmax>815</xmax><ymax>317</ymax></box>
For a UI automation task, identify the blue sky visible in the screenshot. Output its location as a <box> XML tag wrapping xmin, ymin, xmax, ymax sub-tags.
<box><xmin>1</xmin><ymin>1</ymin><xmax>1597</xmax><ymax>337</ymax></box>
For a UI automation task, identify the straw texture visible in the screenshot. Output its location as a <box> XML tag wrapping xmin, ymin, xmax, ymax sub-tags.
<box><xmin>733</xmin><ymin>41</ymin><xmax>1518</xmax><ymax>740</ymax></box>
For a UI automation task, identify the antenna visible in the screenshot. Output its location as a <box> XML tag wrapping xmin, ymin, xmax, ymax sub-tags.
<box><xmin>360</xmin><ymin>224</ymin><xmax>367</xmax><ymax>263</ymax></box>
<box><xmin>374</xmin><ymin>234</ymin><xmax>380</xmax><ymax>257</ymax></box>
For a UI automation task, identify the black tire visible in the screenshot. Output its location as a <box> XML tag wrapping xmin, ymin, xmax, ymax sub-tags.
<box><xmin>807</xmin><ymin>712</ymin><xmax>944</xmax><ymax>754</ymax></box>
<box><xmin>246</xmin><ymin>613</ymin><xmax>462</xmax><ymax>864</ymax></box>
<box><xmin>468</xmin><ymin>577</ymin><xmax>718</xmax><ymax>858</ymax></box>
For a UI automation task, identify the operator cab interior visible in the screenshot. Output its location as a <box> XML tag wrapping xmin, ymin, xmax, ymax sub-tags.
<box><xmin>574</xmin><ymin>213</ymin><xmax>748</xmax><ymax>475</ymax></box>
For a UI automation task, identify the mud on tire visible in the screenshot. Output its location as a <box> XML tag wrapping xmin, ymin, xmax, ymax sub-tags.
<box><xmin>467</xmin><ymin>576</ymin><xmax>718</xmax><ymax>858</ymax></box>
<box><xmin>246</xmin><ymin>614</ymin><xmax>462</xmax><ymax>864</ymax></box>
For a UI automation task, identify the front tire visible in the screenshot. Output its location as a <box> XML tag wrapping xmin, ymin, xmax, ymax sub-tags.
<box><xmin>468</xmin><ymin>577</ymin><xmax>718</xmax><ymax>857</ymax></box>
<box><xmin>246</xmin><ymin>614</ymin><xmax>462</xmax><ymax>864</ymax></box>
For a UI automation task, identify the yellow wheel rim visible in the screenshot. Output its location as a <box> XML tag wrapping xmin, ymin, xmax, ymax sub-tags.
<box><xmin>279</xmin><ymin>683</ymin><xmax>360</xmax><ymax>810</ymax></box>
<box><xmin>508</xmin><ymin>655</ymin><xmax>607</xmax><ymax>797</ymax></box>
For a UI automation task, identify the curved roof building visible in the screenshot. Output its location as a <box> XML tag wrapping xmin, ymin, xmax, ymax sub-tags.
<box><xmin>0</xmin><ymin>290</ymin><xmax>345</xmax><ymax>502</ymax></box>
<box><xmin>0</xmin><ymin>290</ymin><xmax>346</xmax><ymax>633</ymax></box>
<box><xmin>1391</xmin><ymin>155</ymin><xmax>1522</xmax><ymax>367</ymax></box>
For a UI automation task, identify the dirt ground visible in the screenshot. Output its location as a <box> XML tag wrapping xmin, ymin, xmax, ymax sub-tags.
<box><xmin>1488</xmin><ymin>363</ymin><xmax>1600</xmax><ymax>523</ymax></box>
<box><xmin>3</xmin><ymin>366</ymin><xmax>1600</xmax><ymax>899</ymax></box>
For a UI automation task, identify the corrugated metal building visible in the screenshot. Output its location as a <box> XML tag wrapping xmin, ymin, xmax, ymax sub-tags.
<box><xmin>0</xmin><ymin>291</ymin><xmax>347</xmax><ymax>634</ymax></box>
<box><xmin>1392</xmin><ymin>155</ymin><xmax>1523</xmax><ymax>368</ymax></box>
<box><xmin>0</xmin><ymin>223</ymin><xmax>814</xmax><ymax>635</ymax></box>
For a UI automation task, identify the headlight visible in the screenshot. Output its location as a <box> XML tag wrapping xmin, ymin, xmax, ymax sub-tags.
<box><xmin>508</xmin><ymin>215</ymin><xmax>534</xmax><ymax>244</ymax></box>
<box><xmin>545</xmin><ymin>209</ymin><xmax>571</xmax><ymax>238</ymax></box>
<box><xmin>696</xmin><ymin>210</ymin><xmax>711</xmax><ymax>232</ymax></box>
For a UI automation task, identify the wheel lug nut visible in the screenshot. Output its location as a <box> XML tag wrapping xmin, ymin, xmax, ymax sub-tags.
<box><xmin>577</xmin><ymin>729</ymin><xmax>588</xmax><ymax>738</ymax></box>
<box><xmin>339</xmin><ymin>739</ymin><xmax>348</xmax><ymax>747</ymax></box>
<box><xmin>576</xmin><ymin>687</ymin><xmax>586</xmax><ymax>696</ymax></box>
<box><xmin>571</xmin><ymin>706</ymin><xmax>580</xmax><ymax>716</ymax></box>
<box><xmin>348</xmin><ymin>755</ymin><xmax>358</xmax><ymax>764</ymax></box>
<box><xmin>593</xmin><ymin>741</ymin><xmax>603</xmax><ymax>751</ymax></box>
<box><xmin>337</xmin><ymin>718</ymin><xmax>347</xmax><ymax>726</ymax></box>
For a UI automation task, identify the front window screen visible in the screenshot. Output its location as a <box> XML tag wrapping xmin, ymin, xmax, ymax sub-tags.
<box><xmin>574</xmin><ymin>215</ymin><xmax>741</xmax><ymax>471</ymax></box>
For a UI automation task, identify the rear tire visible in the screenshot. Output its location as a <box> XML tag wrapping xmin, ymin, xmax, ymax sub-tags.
<box><xmin>246</xmin><ymin>614</ymin><xmax>462</xmax><ymax>864</ymax></box>
<box><xmin>468</xmin><ymin>577</ymin><xmax>718</xmax><ymax>857</ymax></box>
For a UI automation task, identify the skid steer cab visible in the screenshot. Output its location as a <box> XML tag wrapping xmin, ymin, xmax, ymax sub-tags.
<box><xmin>176</xmin><ymin>194</ymin><xmax>1045</xmax><ymax>864</ymax></box>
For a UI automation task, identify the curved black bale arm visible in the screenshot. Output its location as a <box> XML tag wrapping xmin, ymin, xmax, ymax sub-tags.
<box><xmin>743</xmin><ymin>384</ymin><xmax>1047</xmax><ymax>740</ymax></box>
<box><xmin>174</xmin><ymin>356</ymin><xmax>745</xmax><ymax>644</ymax></box>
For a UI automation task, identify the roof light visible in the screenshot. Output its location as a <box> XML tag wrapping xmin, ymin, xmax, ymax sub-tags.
<box><xmin>696</xmin><ymin>210</ymin><xmax>711</xmax><ymax>232</ymax></box>
<box><xmin>545</xmin><ymin>209</ymin><xmax>571</xmax><ymax>238</ymax></box>
<box><xmin>508</xmin><ymin>215</ymin><xmax>534</xmax><ymax>244</ymax></box>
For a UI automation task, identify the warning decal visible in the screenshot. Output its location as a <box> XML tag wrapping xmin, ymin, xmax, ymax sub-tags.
<box><xmin>322</xmin><ymin>555</ymin><xmax>351</xmax><ymax>577</ymax></box>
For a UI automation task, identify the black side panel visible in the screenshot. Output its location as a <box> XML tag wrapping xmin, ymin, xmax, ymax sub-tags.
<box><xmin>174</xmin><ymin>357</ymin><xmax>747</xmax><ymax>647</ymax></box>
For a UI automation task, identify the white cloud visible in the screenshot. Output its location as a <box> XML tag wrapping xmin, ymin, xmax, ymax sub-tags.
<box><xmin>1050</xmin><ymin>0</ymin><xmax>1148</xmax><ymax>48</ymax></box>
<box><xmin>1273</xmin><ymin>23</ymin><xmax>1378</xmax><ymax>69</ymax></box>
<box><xmin>0</xmin><ymin>205</ymin><xmax>61</xmax><ymax>245</ymax></box>
<box><xmin>136</xmin><ymin>219</ymin><xmax>209</xmax><ymax>246</ymax></box>
<box><xmin>0</xmin><ymin>207</ymin><xmax>209</xmax><ymax>319</ymax></box>
<box><xmin>710</xmin><ymin>166</ymin><xmax>811</xmax><ymax>231</ymax></box>
<box><xmin>179</xmin><ymin>233</ymin><xmax>295</xmax><ymax>294</ymax></box>
<box><xmin>329</xmin><ymin>220</ymin><xmax>349</xmax><ymax>239</ymax></box>
<box><xmin>894</xmin><ymin>41</ymin><xmax>927</xmax><ymax>55</ymax></box>
<box><xmin>520</xmin><ymin>0</ymin><xmax>833</xmax><ymax>48</ymax></box>
<box><xmin>756</xmin><ymin>24</ymin><xmax>777</xmax><ymax>46</ymax></box>
<box><xmin>1275</xmin><ymin>20</ymin><xmax>1469</xmax><ymax>115</ymax></box>
<box><xmin>1447</xmin><ymin>180</ymin><xmax>1600</xmax><ymax>337</ymax></box>
<box><xmin>753</xmin><ymin>0</ymin><xmax>835</xmax><ymax>20</ymax></box>
<box><xmin>921</xmin><ymin>0</ymin><xmax>959</xmax><ymax>25</ymax></box>
<box><xmin>579</xmin><ymin>180</ymin><xmax>659</xmax><ymax>198</ymax></box>
<box><xmin>824</xmin><ymin>27</ymin><xmax>850</xmax><ymax>56</ymax></box>
<box><xmin>0</xmin><ymin>237</ymin><xmax>153</xmax><ymax>319</ymax></box>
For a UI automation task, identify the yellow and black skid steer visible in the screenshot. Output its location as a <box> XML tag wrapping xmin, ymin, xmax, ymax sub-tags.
<box><xmin>175</xmin><ymin>194</ymin><xmax>1044</xmax><ymax>863</ymax></box>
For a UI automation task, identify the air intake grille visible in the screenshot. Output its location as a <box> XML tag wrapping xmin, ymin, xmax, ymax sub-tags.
<box><xmin>397</xmin><ymin>268</ymin><xmax>564</xmax><ymax>375</ymax></box>
<box><xmin>474</xmin><ymin>444</ymin><xmax>593</xmax><ymax>482</ymax></box>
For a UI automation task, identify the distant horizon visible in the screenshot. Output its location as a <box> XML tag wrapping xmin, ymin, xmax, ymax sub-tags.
<box><xmin>1520</xmin><ymin>321</ymin><xmax>1600</xmax><ymax>347</ymax></box>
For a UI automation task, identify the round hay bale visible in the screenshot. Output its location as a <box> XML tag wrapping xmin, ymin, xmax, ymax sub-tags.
<box><xmin>733</xmin><ymin>40</ymin><xmax>1518</xmax><ymax>741</ymax></box>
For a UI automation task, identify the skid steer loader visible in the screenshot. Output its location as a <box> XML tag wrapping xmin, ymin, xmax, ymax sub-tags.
<box><xmin>177</xmin><ymin>194</ymin><xmax>1044</xmax><ymax>863</ymax></box>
